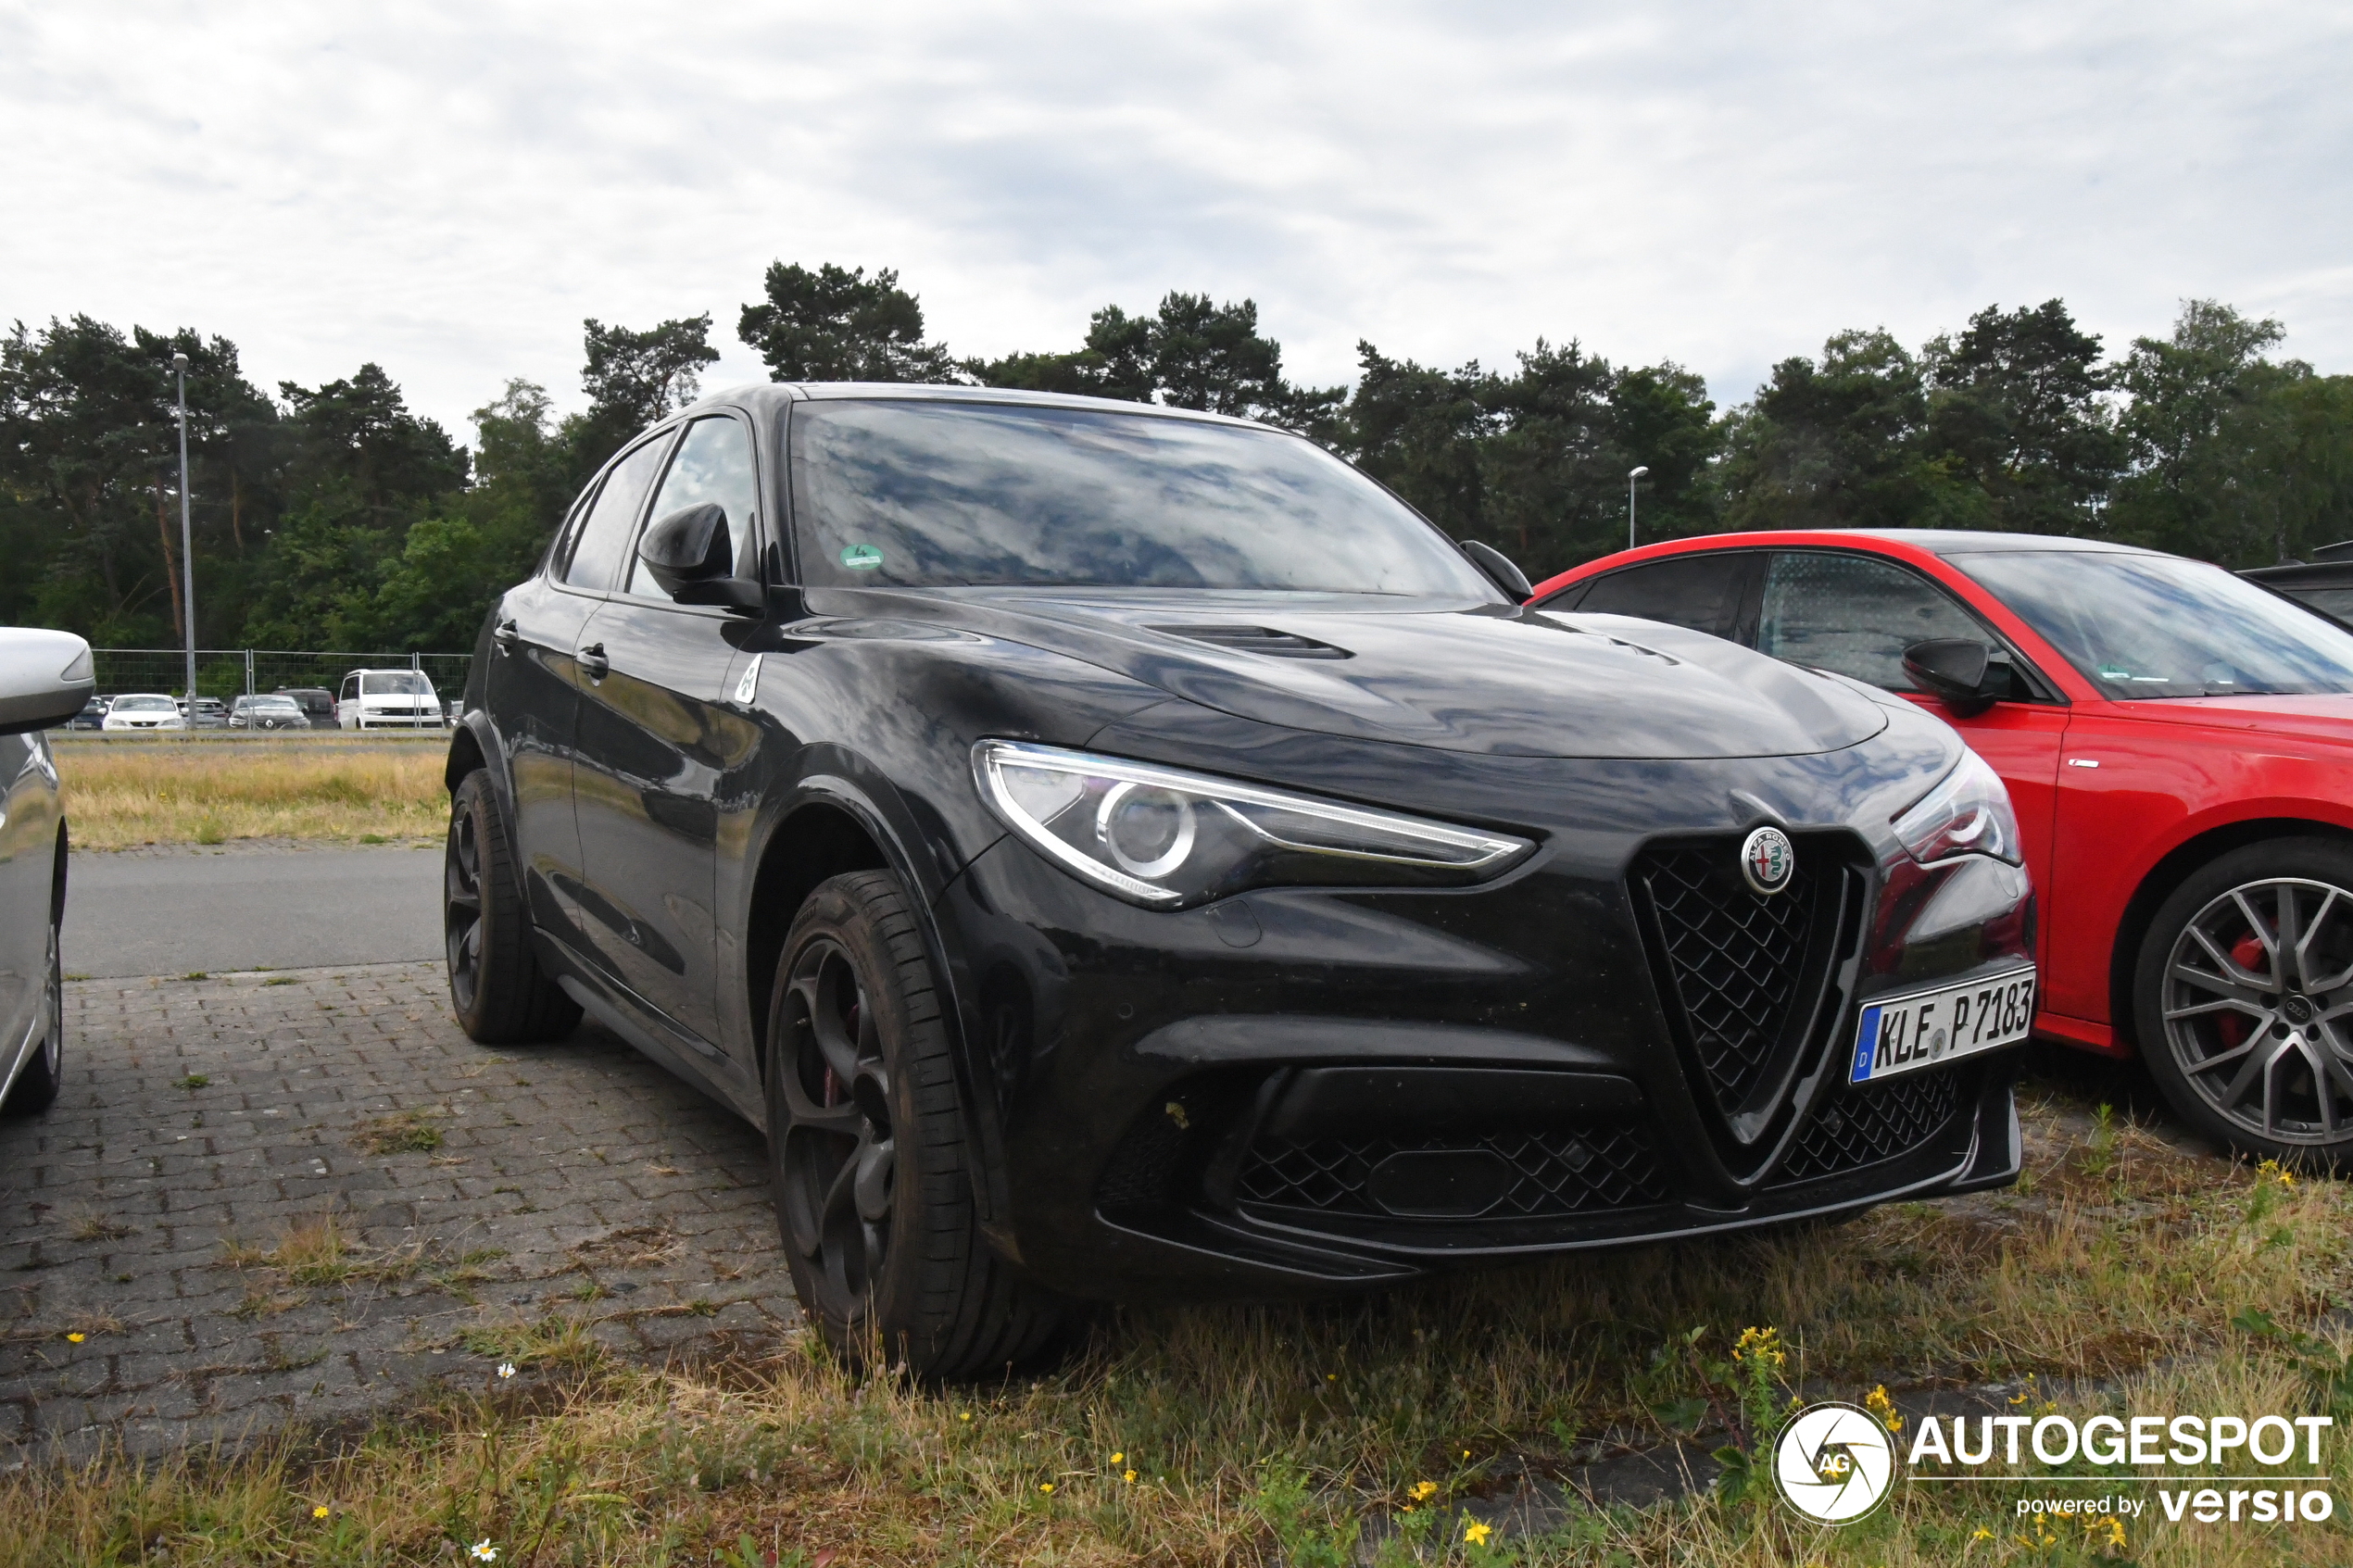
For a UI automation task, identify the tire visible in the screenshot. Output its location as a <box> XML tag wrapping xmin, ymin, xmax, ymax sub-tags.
<box><xmin>444</xmin><ymin>770</ymin><xmax>580</xmax><ymax>1044</ymax></box>
<box><xmin>766</xmin><ymin>871</ymin><xmax>1066</xmax><ymax>1379</ymax></box>
<box><xmin>2133</xmin><ymin>836</ymin><xmax>2353</xmax><ymax>1168</ymax></box>
<box><xmin>3</xmin><ymin>895</ymin><xmax>63</xmax><ymax>1116</ymax></box>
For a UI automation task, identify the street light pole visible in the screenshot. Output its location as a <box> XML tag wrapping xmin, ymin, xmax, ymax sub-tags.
<box><xmin>173</xmin><ymin>352</ymin><xmax>195</xmax><ymax>705</ymax></box>
<box><xmin>1627</xmin><ymin>465</ymin><xmax>1650</xmax><ymax>552</ymax></box>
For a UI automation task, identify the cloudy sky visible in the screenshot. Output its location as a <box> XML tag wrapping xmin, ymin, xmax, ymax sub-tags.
<box><xmin>4</xmin><ymin>1</ymin><xmax>2347</xmax><ymax>439</ymax></box>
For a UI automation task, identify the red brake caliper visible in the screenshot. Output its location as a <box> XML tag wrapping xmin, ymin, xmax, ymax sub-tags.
<box><xmin>2215</xmin><ymin>931</ymin><xmax>2270</xmax><ymax>1050</ymax></box>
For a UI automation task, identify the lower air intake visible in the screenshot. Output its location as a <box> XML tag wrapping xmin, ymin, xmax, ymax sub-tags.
<box><xmin>1236</xmin><ymin>1125</ymin><xmax>1670</xmax><ymax>1220</ymax></box>
<box><xmin>1773</xmin><ymin>1068</ymin><xmax>1962</xmax><ymax>1185</ymax></box>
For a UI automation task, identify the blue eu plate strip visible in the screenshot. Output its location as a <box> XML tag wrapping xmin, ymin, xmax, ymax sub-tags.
<box><xmin>1852</xmin><ymin>1006</ymin><xmax>1883</xmax><ymax>1084</ymax></box>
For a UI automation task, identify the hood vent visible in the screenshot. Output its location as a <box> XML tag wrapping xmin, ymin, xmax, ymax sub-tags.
<box><xmin>1151</xmin><ymin>624</ymin><xmax>1353</xmax><ymax>660</ymax></box>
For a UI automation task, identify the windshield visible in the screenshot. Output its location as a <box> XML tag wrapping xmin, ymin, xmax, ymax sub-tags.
<box><xmin>789</xmin><ymin>399</ymin><xmax>1495</xmax><ymax>596</ymax></box>
<box><xmin>114</xmin><ymin>696</ymin><xmax>174</xmax><ymax>711</ymax></box>
<box><xmin>360</xmin><ymin>671</ymin><xmax>434</xmax><ymax>696</ymax></box>
<box><xmin>247</xmin><ymin>696</ymin><xmax>299</xmax><ymax>709</ymax></box>
<box><xmin>1956</xmin><ymin>551</ymin><xmax>2353</xmax><ymax>699</ymax></box>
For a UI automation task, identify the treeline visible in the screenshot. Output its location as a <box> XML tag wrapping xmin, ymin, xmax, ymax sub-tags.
<box><xmin>6</xmin><ymin>265</ymin><xmax>2351</xmax><ymax>658</ymax></box>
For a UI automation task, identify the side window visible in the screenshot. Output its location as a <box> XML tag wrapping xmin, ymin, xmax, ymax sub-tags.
<box><xmin>563</xmin><ymin>433</ymin><xmax>673</xmax><ymax>592</ymax></box>
<box><xmin>339</xmin><ymin>674</ymin><xmax>358</xmax><ymax>702</ymax></box>
<box><xmin>626</xmin><ymin>415</ymin><xmax>760</xmax><ymax>596</ymax></box>
<box><xmin>1571</xmin><ymin>553</ymin><xmax>1749</xmax><ymax>638</ymax></box>
<box><xmin>1757</xmin><ymin>552</ymin><xmax>1991</xmax><ymax>690</ymax></box>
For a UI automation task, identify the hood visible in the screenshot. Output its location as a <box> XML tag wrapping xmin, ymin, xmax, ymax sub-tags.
<box><xmin>2108</xmin><ymin>693</ymin><xmax>2353</xmax><ymax>747</ymax></box>
<box><xmin>824</xmin><ymin>589</ymin><xmax>1888</xmax><ymax>760</ymax></box>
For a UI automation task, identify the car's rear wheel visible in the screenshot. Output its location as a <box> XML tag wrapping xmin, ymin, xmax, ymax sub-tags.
<box><xmin>5</xmin><ymin>887</ymin><xmax>64</xmax><ymax>1116</ymax></box>
<box><xmin>766</xmin><ymin>872</ymin><xmax>1065</xmax><ymax>1379</ymax></box>
<box><xmin>445</xmin><ymin>770</ymin><xmax>580</xmax><ymax>1044</ymax></box>
<box><xmin>2133</xmin><ymin>838</ymin><xmax>2353</xmax><ymax>1168</ymax></box>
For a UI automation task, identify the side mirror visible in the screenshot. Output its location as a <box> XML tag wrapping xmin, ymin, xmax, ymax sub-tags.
<box><xmin>0</xmin><ymin>629</ymin><xmax>95</xmax><ymax>736</ymax></box>
<box><xmin>1903</xmin><ymin>638</ymin><xmax>2010</xmax><ymax>718</ymax></box>
<box><xmin>1461</xmin><ymin>539</ymin><xmax>1534</xmax><ymax>600</ymax></box>
<box><xmin>637</xmin><ymin>504</ymin><xmax>763</xmax><ymax>611</ymax></box>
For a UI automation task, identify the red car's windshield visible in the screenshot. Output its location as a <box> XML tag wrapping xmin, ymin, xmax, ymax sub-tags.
<box><xmin>1956</xmin><ymin>549</ymin><xmax>2353</xmax><ymax>699</ymax></box>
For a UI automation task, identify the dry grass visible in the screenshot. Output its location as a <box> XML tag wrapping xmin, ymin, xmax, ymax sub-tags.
<box><xmin>52</xmin><ymin>739</ymin><xmax>447</xmax><ymax>848</ymax></box>
<box><xmin>6</xmin><ymin>1086</ymin><xmax>2352</xmax><ymax>1565</ymax></box>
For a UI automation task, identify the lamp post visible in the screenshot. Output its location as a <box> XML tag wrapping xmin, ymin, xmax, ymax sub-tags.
<box><xmin>1627</xmin><ymin>465</ymin><xmax>1650</xmax><ymax>552</ymax></box>
<box><xmin>173</xmin><ymin>351</ymin><xmax>195</xmax><ymax>705</ymax></box>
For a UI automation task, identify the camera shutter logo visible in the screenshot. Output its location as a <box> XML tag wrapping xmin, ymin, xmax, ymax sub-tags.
<box><xmin>1741</xmin><ymin>825</ymin><xmax>1796</xmax><ymax>896</ymax></box>
<box><xmin>1773</xmin><ymin>1401</ymin><xmax>1895</xmax><ymax>1524</ymax></box>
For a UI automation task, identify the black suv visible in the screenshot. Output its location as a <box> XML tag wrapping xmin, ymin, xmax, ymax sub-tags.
<box><xmin>447</xmin><ymin>385</ymin><xmax>2035</xmax><ymax>1375</ymax></box>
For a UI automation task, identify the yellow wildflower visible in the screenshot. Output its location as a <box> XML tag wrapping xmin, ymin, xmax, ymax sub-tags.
<box><xmin>1110</xmin><ymin>1451</ymin><xmax>1123</xmax><ymax>1464</ymax></box>
<box><xmin>1463</xmin><ymin>1519</ymin><xmax>1492</xmax><ymax>1546</ymax></box>
<box><xmin>1124</xmin><ymin>1470</ymin><xmax>1138</xmax><ymax>1484</ymax></box>
<box><xmin>313</xmin><ymin>1506</ymin><xmax>331</xmax><ymax>1519</ymax></box>
<box><xmin>65</xmin><ymin>1333</ymin><xmax>84</xmax><ymax>1344</ymax></box>
<box><xmin>1410</xmin><ymin>1481</ymin><xmax>1438</xmax><ymax>1501</ymax></box>
<box><xmin>1971</xmin><ymin>1526</ymin><xmax>1994</xmax><ymax>1542</ymax></box>
<box><xmin>1864</xmin><ymin>1384</ymin><xmax>1904</xmax><ymax>1434</ymax></box>
<box><xmin>1733</xmin><ymin>1325</ymin><xmax>1787</xmax><ymax>1369</ymax></box>
<box><xmin>959</xmin><ymin>1411</ymin><xmax>972</xmax><ymax>1421</ymax></box>
<box><xmin>1039</xmin><ymin>1483</ymin><xmax>1053</xmax><ymax>1494</ymax></box>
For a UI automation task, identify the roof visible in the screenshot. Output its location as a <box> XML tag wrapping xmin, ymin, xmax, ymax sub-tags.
<box><xmin>1804</xmin><ymin>529</ymin><xmax>2158</xmax><ymax>557</ymax></box>
<box><xmin>682</xmin><ymin>380</ymin><xmax>1269</xmax><ymax>430</ymax></box>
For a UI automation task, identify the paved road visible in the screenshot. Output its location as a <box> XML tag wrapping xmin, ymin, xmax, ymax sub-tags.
<box><xmin>0</xmin><ymin>963</ymin><xmax>794</xmax><ymax>1461</ymax></box>
<box><xmin>63</xmin><ymin>845</ymin><xmax>443</xmax><ymax>977</ymax></box>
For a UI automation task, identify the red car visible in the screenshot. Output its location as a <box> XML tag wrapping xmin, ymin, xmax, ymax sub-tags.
<box><xmin>1529</xmin><ymin>530</ymin><xmax>2353</xmax><ymax>1165</ymax></box>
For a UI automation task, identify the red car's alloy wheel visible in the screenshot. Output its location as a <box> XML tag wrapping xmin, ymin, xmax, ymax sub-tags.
<box><xmin>2159</xmin><ymin>876</ymin><xmax>2353</xmax><ymax>1147</ymax></box>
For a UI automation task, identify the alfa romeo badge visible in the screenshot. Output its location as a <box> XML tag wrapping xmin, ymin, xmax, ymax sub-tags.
<box><xmin>1741</xmin><ymin>825</ymin><xmax>1796</xmax><ymax>896</ymax></box>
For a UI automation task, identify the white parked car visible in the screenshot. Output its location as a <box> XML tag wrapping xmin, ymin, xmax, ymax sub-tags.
<box><xmin>100</xmin><ymin>694</ymin><xmax>185</xmax><ymax>732</ymax></box>
<box><xmin>0</xmin><ymin>628</ymin><xmax>93</xmax><ymax>1118</ymax></box>
<box><xmin>335</xmin><ymin>669</ymin><xmax>445</xmax><ymax>730</ymax></box>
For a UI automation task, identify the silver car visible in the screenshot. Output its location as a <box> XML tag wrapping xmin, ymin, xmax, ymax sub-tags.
<box><xmin>0</xmin><ymin>630</ymin><xmax>93</xmax><ymax>1117</ymax></box>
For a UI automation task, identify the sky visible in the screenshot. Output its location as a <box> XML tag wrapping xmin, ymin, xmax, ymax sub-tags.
<box><xmin>3</xmin><ymin>1</ymin><xmax>2348</xmax><ymax>442</ymax></box>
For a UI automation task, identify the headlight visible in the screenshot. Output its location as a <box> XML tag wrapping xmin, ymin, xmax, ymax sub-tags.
<box><xmin>974</xmin><ymin>739</ymin><xmax>1534</xmax><ymax>909</ymax></box>
<box><xmin>1892</xmin><ymin>749</ymin><xmax>2021</xmax><ymax>866</ymax></box>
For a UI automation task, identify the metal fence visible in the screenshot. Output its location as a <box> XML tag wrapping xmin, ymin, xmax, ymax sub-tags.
<box><xmin>89</xmin><ymin>648</ymin><xmax>474</xmax><ymax>702</ymax></box>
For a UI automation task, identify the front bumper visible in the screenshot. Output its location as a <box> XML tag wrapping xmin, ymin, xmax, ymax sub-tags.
<box><xmin>932</xmin><ymin>780</ymin><xmax>2032</xmax><ymax>1302</ymax></box>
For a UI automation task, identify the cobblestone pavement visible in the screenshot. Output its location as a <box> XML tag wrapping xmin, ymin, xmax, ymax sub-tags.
<box><xmin>0</xmin><ymin>962</ymin><xmax>799</xmax><ymax>1461</ymax></box>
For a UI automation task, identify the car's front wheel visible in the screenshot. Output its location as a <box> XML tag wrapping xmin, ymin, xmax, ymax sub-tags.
<box><xmin>766</xmin><ymin>872</ymin><xmax>1065</xmax><ymax>1379</ymax></box>
<box><xmin>4</xmin><ymin>879</ymin><xmax>64</xmax><ymax>1116</ymax></box>
<box><xmin>445</xmin><ymin>771</ymin><xmax>580</xmax><ymax>1044</ymax></box>
<box><xmin>2133</xmin><ymin>837</ymin><xmax>2353</xmax><ymax>1168</ymax></box>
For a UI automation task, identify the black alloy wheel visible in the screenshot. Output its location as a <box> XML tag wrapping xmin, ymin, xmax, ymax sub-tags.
<box><xmin>444</xmin><ymin>771</ymin><xmax>581</xmax><ymax>1044</ymax></box>
<box><xmin>766</xmin><ymin>872</ymin><xmax>1065</xmax><ymax>1379</ymax></box>
<box><xmin>2134</xmin><ymin>838</ymin><xmax>2353</xmax><ymax>1168</ymax></box>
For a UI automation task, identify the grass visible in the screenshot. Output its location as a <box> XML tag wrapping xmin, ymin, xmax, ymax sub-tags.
<box><xmin>51</xmin><ymin>740</ymin><xmax>447</xmax><ymax>848</ymax></box>
<box><xmin>353</xmin><ymin>1109</ymin><xmax>446</xmax><ymax>1155</ymax></box>
<box><xmin>6</xmin><ymin>1080</ymin><xmax>2352</xmax><ymax>1564</ymax></box>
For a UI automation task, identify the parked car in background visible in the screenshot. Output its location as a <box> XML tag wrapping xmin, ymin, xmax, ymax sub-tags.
<box><xmin>101</xmin><ymin>694</ymin><xmax>184</xmax><ymax>732</ymax></box>
<box><xmin>2242</xmin><ymin>542</ymin><xmax>2353</xmax><ymax>626</ymax></box>
<box><xmin>336</xmin><ymin>669</ymin><xmax>444</xmax><ymax>730</ymax></box>
<box><xmin>448</xmin><ymin>384</ymin><xmax>2036</xmax><ymax>1375</ymax></box>
<box><xmin>274</xmin><ymin>687</ymin><xmax>338</xmax><ymax>730</ymax></box>
<box><xmin>1532</xmin><ymin>529</ymin><xmax>2353</xmax><ymax>1167</ymax></box>
<box><xmin>185</xmin><ymin>696</ymin><xmax>229</xmax><ymax>729</ymax></box>
<box><xmin>228</xmin><ymin>693</ymin><xmax>309</xmax><ymax>731</ymax></box>
<box><xmin>0</xmin><ymin>628</ymin><xmax>90</xmax><ymax>1118</ymax></box>
<box><xmin>67</xmin><ymin>696</ymin><xmax>107</xmax><ymax>730</ymax></box>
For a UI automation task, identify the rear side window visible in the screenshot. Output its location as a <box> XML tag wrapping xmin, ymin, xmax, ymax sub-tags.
<box><xmin>1757</xmin><ymin>551</ymin><xmax>1988</xmax><ymax>690</ymax></box>
<box><xmin>564</xmin><ymin>434</ymin><xmax>673</xmax><ymax>592</ymax></box>
<box><xmin>1569</xmin><ymin>554</ymin><xmax>1750</xmax><ymax>637</ymax></box>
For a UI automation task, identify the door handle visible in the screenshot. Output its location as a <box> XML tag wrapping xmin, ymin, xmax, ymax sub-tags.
<box><xmin>577</xmin><ymin>642</ymin><xmax>610</xmax><ymax>680</ymax></box>
<box><xmin>493</xmin><ymin>619</ymin><xmax>519</xmax><ymax>650</ymax></box>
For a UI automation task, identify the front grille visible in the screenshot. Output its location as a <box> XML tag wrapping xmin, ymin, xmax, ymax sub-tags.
<box><xmin>1236</xmin><ymin>1126</ymin><xmax>1670</xmax><ymax>1219</ymax></box>
<box><xmin>1773</xmin><ymin>1068</ymin><xmax>1961</xmax><ymax>1185</ymax></box>
<box><xmin>1632</xmin><ymin>841</ymin><xmax>1832</xmax><ymax>1117</ymax></box>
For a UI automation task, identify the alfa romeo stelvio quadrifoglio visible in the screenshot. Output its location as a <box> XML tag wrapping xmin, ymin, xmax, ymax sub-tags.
<box><xmin>444</xmin><ymin>385</ymin><xmax>2034</xmax><ymax>1375</ymax></box>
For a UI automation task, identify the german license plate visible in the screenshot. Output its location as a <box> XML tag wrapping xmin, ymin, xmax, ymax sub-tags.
<box><xmin>1850</xmin><ymin>967</ymin><xmax>2036</xmax><ymax>1084</ymax></box>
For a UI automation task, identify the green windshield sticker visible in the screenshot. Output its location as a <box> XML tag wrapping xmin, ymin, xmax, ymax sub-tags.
<box><xmin>839</xmin><ymin>544</ymin><xmax>885</xmax><ymax>571</ymax></box>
